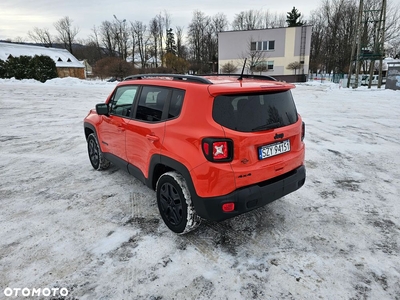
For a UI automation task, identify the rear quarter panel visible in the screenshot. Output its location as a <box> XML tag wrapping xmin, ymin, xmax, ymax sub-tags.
<box><xmin>162</xmin><ymin>85</ymin><xmax>237</xmax><ymax>198</ymax></box>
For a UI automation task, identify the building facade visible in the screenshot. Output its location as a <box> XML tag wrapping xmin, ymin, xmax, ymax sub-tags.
<box><xmin>218</xmin><ymin>26</ymin><xmax>312</xmax><ymax>81</ymax></box>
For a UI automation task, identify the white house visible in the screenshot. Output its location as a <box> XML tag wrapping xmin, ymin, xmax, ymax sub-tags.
<box><xmin>0</xmin><ymin>42</ymin><xmax>85</xmax><ymax>79</ymax></box>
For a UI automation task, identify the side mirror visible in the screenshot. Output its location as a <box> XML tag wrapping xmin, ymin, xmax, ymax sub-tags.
<box><xmin>96</xmin><ymin>103</ymin><xmax>109</xmax><ymax>116</ymax></box>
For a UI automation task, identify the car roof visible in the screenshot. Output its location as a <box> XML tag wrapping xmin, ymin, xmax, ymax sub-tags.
<box><xmin>119</xmin><ymin>74</ymin><xmax>295</xmax><ymax>95</ymax></box>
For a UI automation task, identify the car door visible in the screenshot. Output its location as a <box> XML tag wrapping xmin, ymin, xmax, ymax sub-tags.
<box><xmin>97</xmin><ymin>85</ymin><xmax>138</xmax><ymax>164</ymax></box>
<box><xmin>125</xmin><ymin>86</ymin><xmax>171</xmax><ymax>179</ymax></box>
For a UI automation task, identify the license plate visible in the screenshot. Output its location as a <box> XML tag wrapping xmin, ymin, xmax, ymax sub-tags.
<box><xmin>258</xmin><ymin>140</ymin><xmax>290</xmax><ymax>160</ymax></box>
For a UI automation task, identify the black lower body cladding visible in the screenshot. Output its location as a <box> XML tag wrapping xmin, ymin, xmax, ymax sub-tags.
<box><xmin>192</xmin><ymin>165</ymin><xmax>306</xmax><ymax>221</ymax></box>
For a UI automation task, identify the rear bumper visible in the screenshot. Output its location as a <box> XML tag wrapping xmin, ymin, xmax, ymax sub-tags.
<box><xmin>191</xmin><ymin>165</ymin><xmax>306</xmax><ymax>221</ymax></box>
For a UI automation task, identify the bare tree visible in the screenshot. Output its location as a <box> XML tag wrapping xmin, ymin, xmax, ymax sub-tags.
<box><xmin>232</xmin><ymin>10</ymin><xmax>263</xmax><ymax>30</ymax></box>
<box><xmin>240</xmin><ymin>37</ymin><xmax>268</xmax><ymax>74</ymax></box>
<box><xmin>132</xmin><ymin>21</ymin><xmax>149</xmax><ymax>68</ymax></box>
<box><xmin>54</xmin><ymin>16</ymin><xmax>79</xmax><ymax>54</ymax></box>
<box><xmin>99</xmin><ymin>21</ymin><xmax>117</xmax><ymax>57</ymax></box>
<box><xmin>87</xmin><ymin>25</ymin><xmax>103</xmax><ymax>61</ymax></box>
<box><xmin>28</xmin><ymin>27</ymin><xmax>53</xmax><ymax>47</ymax></box>
<box><xmin>286</xmin><ymin>61</ymin><xmax>302</xmax><ymax>74</ymax></box>
<box><xmin>175</xmin><ymin>26</ymin><xmax>187</xmax><ymax>59</ymax></box>
<box><xmin>149</xmin><ymin>17</ymin><xmax>160</xmax><ymax>67</ymax></box>
<box><xmin>188</xmin><ymin>11</ymin><xmax>209</xmax><ymax>62</ymax></box>
<box><xmin>154</xmin><ymin>11</ymin><xmax>171</xmax><ymax>67</ymax></box>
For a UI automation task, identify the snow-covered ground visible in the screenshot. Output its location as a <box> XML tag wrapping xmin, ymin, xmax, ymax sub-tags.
<box><xmin>0</xmin><ymin>77</ymin><xmax>399</xmax><ymax>299</ymax></box>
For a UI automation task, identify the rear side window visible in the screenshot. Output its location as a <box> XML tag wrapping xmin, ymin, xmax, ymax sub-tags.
<box><xmin>212</xmin><ymin>90</ymin><xmax>298</xmax><ymax>132</ymax></box>
<box><xmin>135</xmin><ymin>86</ymin><xmax>170</xmax><ymax>122</ymax></box>
<box><xmin>134</xmin><ymin>86</ymin><xmax>185</xmax><ymax>122</ymax></box>
<box><xmin>168</xmin><ymin>89</ymin><xmax>185</xmax><ymax>118</ymax></box>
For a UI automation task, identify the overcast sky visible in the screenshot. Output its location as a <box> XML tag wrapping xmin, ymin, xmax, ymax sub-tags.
<box><xmin>0</xmin><ymin>0</ymin><xmax>324</xmax><ymax>42</ymax></box>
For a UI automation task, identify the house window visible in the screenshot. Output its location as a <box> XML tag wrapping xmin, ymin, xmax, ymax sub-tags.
<box><xmin>268</xmin><ymin>41</ymin><xmax>275</xmax><ymax>50</ymax></box>
<box><xmin>253</xmin><ymin>61</ymin><xmax>274</xmax><ymax>72</ymax></box>
<box><xmin>250</xmin><ymin>41</ymin><xmax>275</xmax><ymax>51</ymax></box>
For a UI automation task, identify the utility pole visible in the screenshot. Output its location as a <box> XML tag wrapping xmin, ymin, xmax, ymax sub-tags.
<box><xmin>353</xmin><ymin>0</ymin><xmax>364</xmax><ymax>89</ymax></box>
<box><xmin>377</xmin><ymin>0</ymin><xmax>387</xmax><ymax>88</ymax></box>
<box><xmin>348</xmin><ymin>0</ymin><xmax>363</xmax><ymax>88</ymax></box>
<box><xmin>349</xmin><ymin>0</ymin><xmax>386</xmax><ymax>89</ymax></box>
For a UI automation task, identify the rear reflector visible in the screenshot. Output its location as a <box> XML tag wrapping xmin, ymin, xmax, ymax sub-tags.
<box><xmin>202</xmin><ymin>143</ymin><xmax>210</xmax><ymax>155</ymax></box>
<box><xmin>222</xmin><ymin>202</ymin><xmax>235</xmax><ymax>212</ymax></box>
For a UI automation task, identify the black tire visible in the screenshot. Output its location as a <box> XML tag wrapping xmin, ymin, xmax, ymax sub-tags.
<box><xmin>156</xmin><ymin>171</ymin><xmax>201</xmax><ymax>234</ymax></box>
<box><xmin>87</xmin><ymin>133</ymin><xmax>110</xmax><ymax>170</ymax></box>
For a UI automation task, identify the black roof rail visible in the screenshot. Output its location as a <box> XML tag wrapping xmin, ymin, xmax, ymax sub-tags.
<box><xmin>123</xmin><ymin>74</ymin><xmax>212</xmax><ymax>84</ymax></box>
<box><xmin>201</xmin><ymin>73</ymin><xmax>278</xmax><ymax>81</ymax></box>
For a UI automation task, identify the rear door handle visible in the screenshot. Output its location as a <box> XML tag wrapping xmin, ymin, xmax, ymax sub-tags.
<box><xmin>146</xmin><ymin>134</ymin><xmax>159</xmax><ymax>142</ymax></box>
<box><xmin>118</xmin><ymin>125</ymin><xmax>125</xmax><ymax>132</ymax></box>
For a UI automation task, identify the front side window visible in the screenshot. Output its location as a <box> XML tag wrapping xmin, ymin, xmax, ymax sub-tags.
<box><xmin>109</xmin><ymin>85</ymin><xmax>138</xmax><ymax>117</ymax></box>
<box><xmin>212</xmin><ymin>91</ymin><xmax>298</xmax><ymax>132</ymax></box>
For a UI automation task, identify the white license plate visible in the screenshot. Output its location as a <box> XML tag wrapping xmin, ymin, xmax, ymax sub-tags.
<box><xmin>258</xmin><ymin>140</ymin><xmax>290</xmax><ymax>160</ymax></box>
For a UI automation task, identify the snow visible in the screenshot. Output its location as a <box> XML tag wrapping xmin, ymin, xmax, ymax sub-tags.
<box><xmin>0</xmin><ymin>77</ymin><xmax>399</xmax><ymax>299</ymax></box>
<box><xmin>0</xmin><ymin>42</ymin><xmax>84</xmax><ymax>69</ymax></box>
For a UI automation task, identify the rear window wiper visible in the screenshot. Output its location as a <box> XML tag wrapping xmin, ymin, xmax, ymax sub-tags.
<box><xmin>251</xmin><ymin>122</ymin><xmax>281</xmax><ymax>131</ymax></box>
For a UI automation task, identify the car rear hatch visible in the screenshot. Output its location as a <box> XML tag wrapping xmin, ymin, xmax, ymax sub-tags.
<box><xmin>211</xmin><ymin>87</ymin><xmax>305</xmax><ymax>190</ymax></box>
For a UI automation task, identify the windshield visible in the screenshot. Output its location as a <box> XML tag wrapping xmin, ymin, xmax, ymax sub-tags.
<box><xmin>212</xmin><ymin>90</ymin><xmax>298</xmax><ymax>132</ymax></box>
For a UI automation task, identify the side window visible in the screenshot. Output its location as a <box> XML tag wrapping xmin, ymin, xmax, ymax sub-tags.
<box><xmin>109</xmin><ymin>86</ymin><xmax>138</xmax><ymax>117</ymax></box>
<box><xmin>168</xmin><ymin>89</ymin><xmax>185</xmax><ymax>118</ymax></box>
<box><xmin>135</xmin><ymin>86</ymin><xmax>170</xmax><ymax>122</ymax></box>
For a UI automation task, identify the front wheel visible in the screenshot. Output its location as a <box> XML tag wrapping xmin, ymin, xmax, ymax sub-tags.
<box><xmin>87</xmin><ymin>133</ymin><xmax>110</xmax><ymax>170</ymax></box>
<box><xmin>156</xmin><ymin>171</ymin><xmax>201</xmax><ymax>234</ymax></box>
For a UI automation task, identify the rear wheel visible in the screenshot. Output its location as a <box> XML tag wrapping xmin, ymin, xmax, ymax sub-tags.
<box><xmin>87</xmin><ymin>133</ymin><xmax>110</xmax><ymax>170</ymax></box>
<box><xmin>156</xmin><ymin>171</ymin><xmax>201</xmax><ymax>234</ymax></box>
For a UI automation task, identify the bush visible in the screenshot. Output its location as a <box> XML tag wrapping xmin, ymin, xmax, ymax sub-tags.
<box><xmin>31</xmin><ymin>55</ymin><xmax>58</xmax><ymax>82</ymax></box>
<box><xmin>0</xmin><ymin>55</ymin><xmax>58</xmax><ymax>82</ymax></box>
<box><xmin>0</xmin><ymin>59</ymin><xmax>6</xmax><ymax>78</ymax></box>
<box><xmin>93</xmin><ymin>57</ymin><xmax>135</xmax><ymax>80</ymax></box>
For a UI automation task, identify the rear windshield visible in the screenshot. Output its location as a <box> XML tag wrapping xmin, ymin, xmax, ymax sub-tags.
<box><xmin>212</xmin><ymin>90</ymin><xmax>298</xmax><ymax>132</ymax></box>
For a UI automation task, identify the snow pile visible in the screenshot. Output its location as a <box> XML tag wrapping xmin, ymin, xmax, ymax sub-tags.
<box><xmin>0</xmin><ymin>78</ymin><xmax>399</xmax><ymax>299</ymax></box>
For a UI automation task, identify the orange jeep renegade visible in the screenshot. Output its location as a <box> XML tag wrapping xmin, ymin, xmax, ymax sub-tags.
<box><xmin>84</xmin><ymin>74</ymin><xmax>306</xmax><ymax>234</ymax></box>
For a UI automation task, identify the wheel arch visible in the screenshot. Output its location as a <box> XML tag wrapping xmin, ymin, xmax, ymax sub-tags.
<box><xmin>148</xmin><ymin>155</ymin><xmax>197</xmax><ymax>198</ymax></box>
<box><xmin>84</xmin><ymin>122</ymin><xmax>97</xmax><ymax>140</ymax></box>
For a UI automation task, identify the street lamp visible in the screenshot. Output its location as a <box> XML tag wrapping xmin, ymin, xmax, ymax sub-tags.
<box><xmin>113</xmin><ymin>14</ymin><xmax>126</xmax><ymax>60</ymax></box>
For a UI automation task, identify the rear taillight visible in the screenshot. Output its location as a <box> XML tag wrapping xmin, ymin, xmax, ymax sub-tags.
<box><xmin>202</xmin><ymin>138</ymin><xmax>233</xmax><ymax>162</ymax></box>
<box><xmin>301</xmin><ymin>122</ymin><xmax>305</xmax><ymax>141</ymax></box>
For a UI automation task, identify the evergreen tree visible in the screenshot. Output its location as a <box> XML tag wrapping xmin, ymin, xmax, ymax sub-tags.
<box><xmin>6</xmin><ymin>56</ymin><xmax>33</xmax><ymax>79</ymax></box>
<box><xmin>166</xmin><ymin>28</ymin><xmax>177</xmax><ymax>55</ymax></box>
<box><xmin>1</xmin><ymin>55</ymin><xmax>58</xmax><ymax>82</ymax></box>
<box><xmin>31</xmin><ymin>55</ymin><xmax>58</xmax><ymax>82</ymax></box>
<box><xmin>286</xmin><ymin>7</ymin><xmax>304</xmax><ymax>27</ymax></box>
<box><xmin>0</xmin><ymin>59</ymin><xmax>6</xmax><ymax>78</ymax></box>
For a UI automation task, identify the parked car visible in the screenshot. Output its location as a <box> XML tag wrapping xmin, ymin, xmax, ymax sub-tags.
<box><xmin>84</xmin><ymin>74</ymin><xmax>306</xmax><ymax>234</ymax></box>
<box><xmin>361</xmin><ymin>74</ymin><xmax>386</xmax><ymax>86</ymax></box>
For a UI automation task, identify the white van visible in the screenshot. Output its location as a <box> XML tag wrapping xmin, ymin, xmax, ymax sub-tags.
<box><xmin>361</xmin><ymin>75</ymin><xmax>386</xmax><ymax>86</ymax></box>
